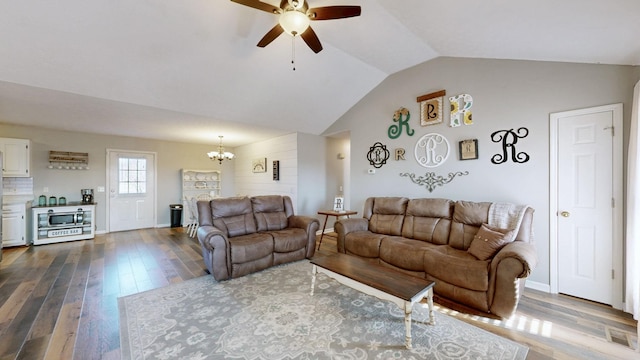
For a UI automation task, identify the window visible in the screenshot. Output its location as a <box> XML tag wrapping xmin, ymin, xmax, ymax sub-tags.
<box><xmin>118</xmin><ymin>157</ymin><xmax>147</xmax><ymax>194</ymax></box>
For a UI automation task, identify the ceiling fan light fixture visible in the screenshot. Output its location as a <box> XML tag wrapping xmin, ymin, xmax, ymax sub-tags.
<box><xmin>279</xmin><ymin>9</ymin><xmax>310</xmax><ymax>36</ymax></box>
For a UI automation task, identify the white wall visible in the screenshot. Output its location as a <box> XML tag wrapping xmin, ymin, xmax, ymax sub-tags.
<box><xmin>233</xmin><ymin>132</ymin><xmax>327</xmax><ymax>218</ymax></box>
<box><xmin>233</xmin><ymin>133</ymin><xmax>298</xmax><ymax>204</ymax></box>
<box><xmin>0</xmin><ymin>123</ymin><xmax>235</xmax><ymax>231</ymax></box>
<box><xmin>324</xmin><ymin>57</ymin><xmax>638</xmax><ymax>287</ymax></box>
<box><xmin>324</xmin><ymin>133</ymin><xmax>351</xmax><ymax>229</ymax></box>
<box><xmin>297</xmin><ymin>133</ymin><xmax>327</xmax><ymax>217</ymax></box>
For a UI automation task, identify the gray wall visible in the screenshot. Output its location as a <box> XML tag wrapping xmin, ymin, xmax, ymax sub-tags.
<box><xmin>324</xmin><ymin>57</ymin><xmax>638</xmax><ymax>287</ymax></box>
<box><xmin>0</xmin><ymin>123</ymin><xmax>235</xmax><ymax>231</ymax></box>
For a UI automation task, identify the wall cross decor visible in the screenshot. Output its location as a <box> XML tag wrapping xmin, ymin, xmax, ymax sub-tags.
<box><xmin>399</xmin><ymin>171</ymin><xmax>469</xmax><ymax>192</ymax></box>
<box><xmin>490</xmin><ymin>127</ymin><xmax>530</xmax><ymax>164</ymax></box>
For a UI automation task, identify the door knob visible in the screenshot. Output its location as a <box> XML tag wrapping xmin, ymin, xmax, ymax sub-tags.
<box><xmin>560</xmin><ymin>211</ymin><xmax>570</xmax><ymax>217</ymax></box>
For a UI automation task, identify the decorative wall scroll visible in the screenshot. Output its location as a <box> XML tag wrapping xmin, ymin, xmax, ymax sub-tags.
<box><xmin>459</xmin><ymin>139</ymin><xmax>478</xmax><ymax>160</ymax></box>
<box><xmin>388</xmin><ymin>107</ymin><xmax>414</xmax><ymax>139</ymax></box>
<box><xmin>414</xmin><ymin>133</ymin><xmax>450</xmax><ymax>168</ymax></box>
<box><xmin>417</xmin><ymin>90</ymin><xmax>446</xmax><ymax>126</ymax></box>
<box><xmin>449</xmin><ymin>94</ymin><xmax>473</xmax><ymax>127</ymax></box>
<box><xmin>399</xmin><ymin>171</ymin><xmax>470</xmax><ymax>192</ymax></box>
<box><xmin>367</xmin><ymin>142</ymin><xmax>390</xmax><ymax>168</ymax></box>
<box><xmin>490</xmin><ymin>127</ymin><xmax>530</xmax><ymax>164</ymax></box>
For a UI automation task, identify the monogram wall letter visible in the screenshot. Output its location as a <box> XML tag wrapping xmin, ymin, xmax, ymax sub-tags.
<box><xmin>490</xmin><ymin>127</ymin><xmax>530</xmax><ymax>164</ymax></box>
<box><xmin>388</xmin><ymin>107</ymin><xmax>415</xmax><ymax>139</ymax></box>
<box><xmin>414</xmin><ymin>133</ymin><xmax>450</xmax><ymax>168</ymax></box>
<box><xmin>367</xmin><ymin>142</ymin><xmax>390</xmax><ymax>168</ymax></box>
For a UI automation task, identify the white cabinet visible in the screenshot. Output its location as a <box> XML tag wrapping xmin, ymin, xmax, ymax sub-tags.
<box><xmin>181</xmin><ymin>169</ymin><xmax>221</xmax><ymax>230</ymax></box>
<box><xmin>2</xmin><ymin>203</ymin><xmax>29</xmax><ymax>247</ymax></box>
<box><xmin>0</xmin><ymin>138</ymin><xmax>31</xmax><ymax>177</ymax></box>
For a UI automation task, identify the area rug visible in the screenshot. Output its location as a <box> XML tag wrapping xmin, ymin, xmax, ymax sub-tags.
<box><xmin>119</xmin><ymin>260</ymin><xmax>528</xmax><ymax>360</ymax></box>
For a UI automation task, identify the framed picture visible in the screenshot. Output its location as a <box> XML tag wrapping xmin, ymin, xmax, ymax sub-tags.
<box><xmin>417</xmin><ymin>90</ymin><xmax>446</xmax><ymax>126</ymax></box>
<box><xmin>333</xmin><ymin>196</ymin><xmax>344</xmax><ymax>212</ymax></box>
<box><xmin>459</xmin><ymin>139</ymin><xmax>478</xmax><ymax>160</ymax></box>
<box><xmin>252</xmin><ymin>158</ymin><xmax>267</xmax><ymax>173</ymax></box>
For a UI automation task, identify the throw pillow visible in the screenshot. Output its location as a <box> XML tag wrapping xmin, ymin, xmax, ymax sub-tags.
<box><xmin>468</xmin><ymin>224</ymin><xmax>515</xmax><ymax>260</ymax></box>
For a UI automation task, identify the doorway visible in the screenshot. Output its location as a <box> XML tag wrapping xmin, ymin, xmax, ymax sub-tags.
<box><xmin>106</xmin><ymin>149</ymin><xmax>157</xmax><ymax>232</ymax></box>
<box><xmin>549</xmin><ymin>103</ymin><xmax>623</xmax><ymax>309</ymax></box>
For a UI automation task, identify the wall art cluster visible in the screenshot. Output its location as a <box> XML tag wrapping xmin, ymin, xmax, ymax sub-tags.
<box><xmin>367</xmin><ymin>87</ymin><xmax>530</xmax><ymax>192</ymax></box>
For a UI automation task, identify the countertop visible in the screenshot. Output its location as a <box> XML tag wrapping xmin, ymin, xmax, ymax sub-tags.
<box><xmin>31</xmin><ymin>201</ymin><xmax>97</xmax><ymax>209</ymax></box>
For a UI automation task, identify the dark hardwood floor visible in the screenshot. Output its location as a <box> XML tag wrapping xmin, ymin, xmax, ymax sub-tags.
<box><xmin>0</xmin><ymin>228</ymin><xmax>637</xmax><ymax>359</ymax></box>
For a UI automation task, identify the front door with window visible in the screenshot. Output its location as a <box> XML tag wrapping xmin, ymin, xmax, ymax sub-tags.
<box><xmin>107</xmin><ymin>150</ymin><xmax>156</xmax><ymax>232</ymax></box>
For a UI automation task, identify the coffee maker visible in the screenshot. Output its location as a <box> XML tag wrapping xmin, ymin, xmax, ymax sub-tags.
<box><xmin>81</xmin><ymin>189</ymin><xmax>94</xmax><ymax>203</ymax></box>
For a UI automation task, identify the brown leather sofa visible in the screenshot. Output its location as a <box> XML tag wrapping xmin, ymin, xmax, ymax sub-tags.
<box><xmin>197</xmin><ymin>195</ymin><xmax>320</xmax><ymax>281</ymax></box>
<box><xmin>335</xmin><ymin>197</ymin><xmax>537</xmax><ymax>319</ymax></box>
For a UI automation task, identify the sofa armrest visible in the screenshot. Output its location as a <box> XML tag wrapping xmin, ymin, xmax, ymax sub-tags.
<box><xmin>335</xmin><ymin>218</ymin><xmax>369</xmax><ymax>253</ymax></box>
<box><xmin>196</xmin><ymin>225</ymin><xmax>232</xmax><ymax>280</ymax></box>
<box><xmin>488</xmin><ymin>241</ymin><xmax>538</xmax><ymax>318</ymax></box>
<box><xmin>288</xmin><ymin>215</ymin><xmax>320</xmax><ymax>257</ymax></box>
<box><xmin>492</xmin><ymin>241</ymin><xmax>538</xmax><ymax>278</ymax></box>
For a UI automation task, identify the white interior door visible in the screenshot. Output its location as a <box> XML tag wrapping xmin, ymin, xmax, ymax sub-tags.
<box><xmin>551</xmin><ymin>104</ymin><xmax>622</xmax><ymax>306</ymax></box>
<box><xmin>107</xmin><ymin>150</ymin><xmax>156</xmax><ymax>232</ymax></box>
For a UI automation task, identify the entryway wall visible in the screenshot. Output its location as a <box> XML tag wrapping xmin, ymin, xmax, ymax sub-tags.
<box><xmin>325</xmin><ymin>132</ymin><xmax>351</xmax><ymax>230</ymax></box>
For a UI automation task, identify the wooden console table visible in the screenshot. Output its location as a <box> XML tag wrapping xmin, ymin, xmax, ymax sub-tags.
<box><xmin>317</xmin><ymin>210</ymin><xmax>357</xmax><ymax>250</ymax></box>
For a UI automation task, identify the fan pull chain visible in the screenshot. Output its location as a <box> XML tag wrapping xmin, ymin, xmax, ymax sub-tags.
<box><xmin>291</xmin><ymin>36</ymin><xmax>296</xmax><ymax>71</ymax></box>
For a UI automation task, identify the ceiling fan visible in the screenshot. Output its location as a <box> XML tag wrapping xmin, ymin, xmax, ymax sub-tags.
<box><xmin>231</xmin><ymin>0</ymin><xmax>361</xmax><ymax>54</ymax></box>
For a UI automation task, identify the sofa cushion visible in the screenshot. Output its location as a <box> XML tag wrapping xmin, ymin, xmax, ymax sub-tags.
<box><xmin>344</xmin><ymin>231</ymin><xmax>385</xmax><ymax>258</ymax></box>
<box><xmin>252</xmin><ymin>195</ymin><xmax>289</xmax><ymax>231</ymax></box>
<box><xmin>424</xmin><ymin>246</ymin><xmax>489</xmax><ymax>291</ymax></box>
<box><xmin>468</xmin><ymin>224</ymin><xmax>515</xmax><ymax>260</ymax></box>
<box><xmin>229</xmin><ymin>233</ymin><xmax>274</xmax><ymax>263</ymax></box>
<box><xmin>402</xmin><ymin>198</ymin><xmax>453</xmax><ymax>244</ymax></box>
<box><xmin>211</xmin><ymin>197</ymin><xmax>257</xmax><ymax>237</ymax></box>
<box><xmin>449</xmin><ymin>201</ymin><xmax>491</xmax><ymax>250</ymax></box>
<box><xmin>368</xmin><ymin>197</ymin><xmax>408</xmax><ymax>236</ymax></box>
<box><xmin>269</xmin><ymin>228</ymin><xmax>308</xmax><ymax>252</ymax></box>
<box><xmin>379</xmin><ymin>236</ymin><xmax>438</xmax><ymax>272</ymax></box>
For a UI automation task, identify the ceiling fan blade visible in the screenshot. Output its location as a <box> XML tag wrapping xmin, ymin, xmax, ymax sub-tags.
<box><xmin>300</xmin><ymin>26</ymin><xmax>323</xmax><ymax>53</ymax></box>
<box><xmin>307</xmin><ymin>6</ymin><xmax>361</xmax><ymax>20</ymax></box>
<box><xmin>257</xmin><ymin>24</ymin><xmax>285</xmax><ymax>47</ymax></box>
<box><xmin>231</xmin><ymin>0</ymin><xmax>281</xmax><ymax>14</ymax></box>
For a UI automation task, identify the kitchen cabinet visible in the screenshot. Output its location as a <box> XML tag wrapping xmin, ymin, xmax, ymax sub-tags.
<box><xmin>0</xmin><ymin>138</ymin><xmax>31</xmax><ymax>177</ymax></box>
<box><xmin>2</xmin><ymin>203</ymin><xmax>30</xmax><ymax>247</ymax></box>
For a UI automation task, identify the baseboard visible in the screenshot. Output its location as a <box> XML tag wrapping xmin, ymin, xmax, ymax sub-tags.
<box><xmin>525</xmin><ymin>280</ymin><xmax>550</xmax><ymax>293</ymax></box>
<box><xmin>316</xmin><ymin>227</ymin><xmax>335</xmax><ymax>236</ymax></box>
<box><xmin>95</xmin><ymin>230</ymin><xmax>107</xmax><ymax>235</ymax></box>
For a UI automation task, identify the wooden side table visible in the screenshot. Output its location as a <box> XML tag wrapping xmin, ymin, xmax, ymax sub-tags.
<box><xmin>317</xmin><ymin>210</ymin><xmax>358</xmax><ymax>250</ymax></box>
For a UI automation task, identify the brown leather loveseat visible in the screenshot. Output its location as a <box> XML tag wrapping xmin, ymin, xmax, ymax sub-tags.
<box><xmin>335</xmin><ymin>197</ymin><xmax>537</xmax><ymax>319</ymax></box>
<box><xmin>197</xmin><ymin>195</ymin><xmax>320</xmax><ymax>281</ymax></box>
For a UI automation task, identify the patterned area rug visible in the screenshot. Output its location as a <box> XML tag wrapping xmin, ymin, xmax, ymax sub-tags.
<box><xmin>119</xmin><ymin>260</ymin><xmax>528</xmax><ymax>360</ymax></box>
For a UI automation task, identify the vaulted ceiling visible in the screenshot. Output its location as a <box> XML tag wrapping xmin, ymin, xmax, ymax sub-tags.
<box><xmin>0</xmin><ymin>0</ymin><xmax>638</xmax><ymax>147</ymax></box>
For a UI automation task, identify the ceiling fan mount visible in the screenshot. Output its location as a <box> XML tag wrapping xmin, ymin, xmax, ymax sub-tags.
<box><xmin>231</xmin><ymin>0</ymin><xmax>362</xmax><ymax>54</ymax></box>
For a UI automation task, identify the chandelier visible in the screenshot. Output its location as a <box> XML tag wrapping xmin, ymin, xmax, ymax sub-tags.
<box><xmin>207</xmin><ymin>136</ymin><xmax>235</xmax><ymax>164</ymax></box>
